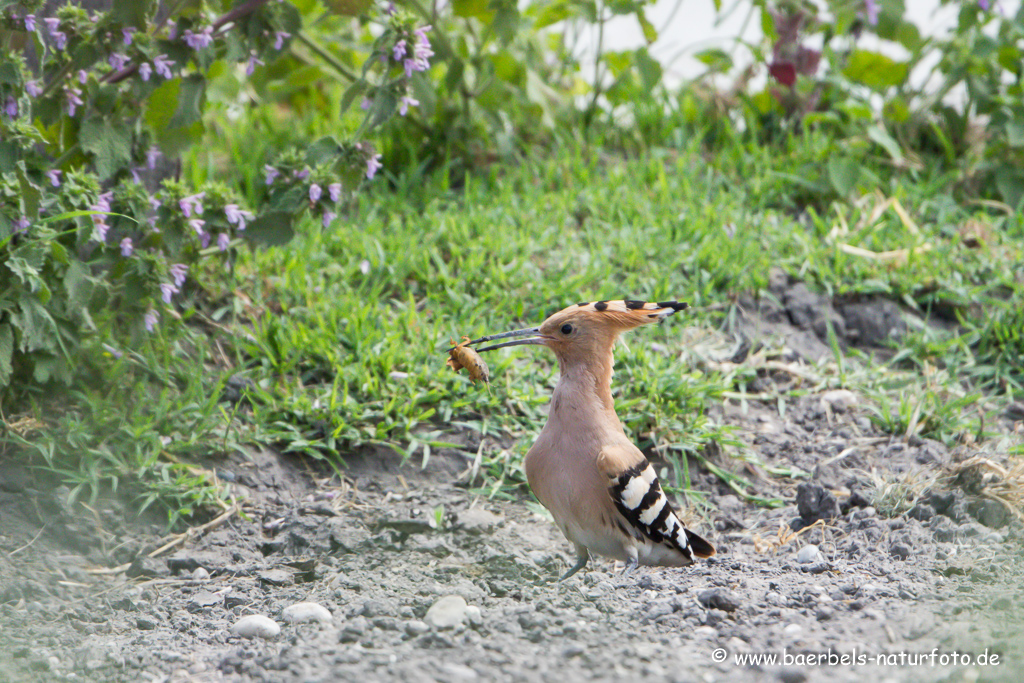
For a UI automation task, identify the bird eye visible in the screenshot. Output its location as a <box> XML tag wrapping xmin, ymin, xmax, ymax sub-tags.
<box><xmin>560</xmin><ymin>323</ymin><xmax>573</xmax><ymax>335</ymax></box>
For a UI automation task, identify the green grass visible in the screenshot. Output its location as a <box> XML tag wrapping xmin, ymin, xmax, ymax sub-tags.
<box><xmin>6</xmin><ymin>97</ymin><xmax>1024</xmax><ymax>524</ymax></box>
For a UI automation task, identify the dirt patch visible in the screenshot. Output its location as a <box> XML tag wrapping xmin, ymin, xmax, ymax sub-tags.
<box><xmin>2</xmin><ymin>293</ymin><xmax>1023</xmax><ymax>683</ymax></box>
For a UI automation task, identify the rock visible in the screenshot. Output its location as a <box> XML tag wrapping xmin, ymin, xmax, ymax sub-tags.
<box><xmin>839</xmin><ymin>299</ymin><xmax>906</xmax><ymax>346</ymax></box>
<box><xmin>456</xmin><ymin>507</ymin><xmax>502</xmax><ymax>534</ymax></box>
<box><xmin>136</xmin><ymin>616</ymin><xmax>157</xmax><ymax>630</ymax></box>
<box><xmin>464</xmin><ymin>605</ymin><xmax>483</xmax><ymax>626</ymax></box>
<box><xmin>255</xmin><ymin>569</ymin><xmax>293</xmax><ymax>586</ymax></box>
<box><xmin>125</xmin><ymin>556</ymin><xmax>168</xmax><ymax>579</ymax></box>
<box><xmin>231</xmin><ymin>615</ymin><xmax>280</xmax><ymax>639</ymax></box>
<box><xmin>339</xmin><ymin>617</ymin><xmax>368</xmax><ymax>643</ymax></box>
<box><xmin>819</xmin><ymin>390</ymin><xmax>858</xmax><ymax>412</ymax></box>
<box><xmin>282</xmin><ymin>602</ymin><xmax>332</xmax><ymax>625</ymax></box>
<box><xmin>191</xmin><ymin>567</ymin><xmax>210</xmax><ymax>581</ymax></box>
<box><xmin>404</xmin><ymin>620</ymin><xmax>430</xmax><ymax>636</ymax></box>
<box><xmin>439</xmin><ymin>663</ymin><xmax>478</xmax><ymax>681</ymax></box>
<box><xmin>358</xmin><ymin>599</ymin><xmax>394</xmax><ymax>618</ymax></box>
<box><xmin>796</xmin><ymin>545</ymin><xmax>823</xmax><ymax>564</ymax></box>
<box><xmin>188</xmin><ymin>591</ymin><xmax>224</xmax><ymax>612</ymax></box>
<box><xmin>968</xmin><ymin>498</ymin><xmax>1010</xmax><ymax>529</ymax></box>
<box><xmin>908</xmin><ymin>503</ymin><xmax>935</xmax><ymax>521</ymax></box>
<box><xmin>782</xmin><ymin>623</ymin><xmax>803</xmax><ymax>636</ymax></box>
<box><xmin>779</xmin><ymin>667</ymin><xmax>808</xmax><ymax>683</ymax></box>
<box><xmin>795</xmin><ymin>483</ymin><xmax>840</xmax><ymax>526</ymax></box>
<box><xmin>815</xmin><ymin>606</ymin><xmax>834</xmax><ymax>621</ymax></box>
<box><xmin>697</xmin><ymin>588</ymin><xmax>741</xmax><ymax>613</ymax></box>
<box><xmin>890</xmin><ymin>543</ymin><xmax>911</xmax><ymax>560</ymax></box>
<box><xmin>425</xmin><ymin>595</ymin><xmax>469</xmax><ymax>629</ymax></box>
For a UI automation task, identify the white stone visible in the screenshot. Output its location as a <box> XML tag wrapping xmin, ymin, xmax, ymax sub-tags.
<box><xmin>231</xmin><ymin>615</ymin><xmax>280</xmax><ymax>639</ymax></box>
<box><xmin>192</xmin><ymin>567</ymin><xmax>210</xmax><ymax>581</ymax></box>
<box><xmin>464</xmin><ymin>605</ymin><xmax>483</xmax><ymax>626</ymax></box>
<box><xmin>282</xmin><ymin>602</ymin><xmax>332</xmax><ymax>625</ymax></box>
<box><xmin>425</xmin><ymin>595</ymin><xmax>468</xmax><ymax>629</ymax></box>
<box><xmin>820</xmin><ymin>389</ymin><xmax>858</xmax><ymax>411</ymax></box>
<box><xmin>783</xmin><ymin>623</ymin><xmax>803</xmax><ymax>636</ymax></box>
<box><xmin>797</xmin><ymin>544</ymin><xmax>823</xmax><ymax>564</ymax></box>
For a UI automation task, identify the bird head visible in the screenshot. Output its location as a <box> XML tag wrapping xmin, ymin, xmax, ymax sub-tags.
<box><xmin>464</xmin><ymin>300</ymin><xmax>687</xmax><ymax>369</ymax></box>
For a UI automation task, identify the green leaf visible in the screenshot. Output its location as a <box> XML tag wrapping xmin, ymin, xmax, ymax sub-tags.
<box><xmin>340</xmin><ymin>80</ymin><xmax>367</xmax><ymax>114</ymax></box>
<box><xmin>842</xmin><ymin>50</ymin><xmax>908</xmax><ymax>91</ymax></box>
<box><xmin>1005</xmin><ymin>117</ymin><xmax>1024</xmax><ymax>148</ymax></box>
<box><xmin>695</xmin><ymin>48</ymin><xmax>733</xmax><ymax>73</ymax></box>
<box><xmin>994</xmin><ymin>165</ymin><xmax>1024</xmax><ymax>210</ymax></box>
<box><xmin>0</xmin><ymin>323</ymin><xmax>11</xmax><ymax>387</ymax></box>
<box><xmin>636</xmin><ymin>10</ymin><xmax>657</xmax><ymax>44</ymax></box>
<box><xmin>493</xmin><ymin>5</ymin><xmax>520</xmax><ymax>45</ymax></box>
<box><xmin>111</xmin><ymin>0</ymin><xmax>152</xmax><ymax>27</ymax></box>
<box><xmin>827</xmin><ymin>157</ymin><xmax>860</xmax><ymax>196</ymax></box>
<box><xmin>867</xmin><ymin>125</ymin><xmax>904</xmax><ymax>162</ymax></box>
<box><xmin>453</xmin><ymin>0</ymin><xmax>491</xmax><ymax>19</ymax></box>
<box><xmin>146</xmin><ymin>78</ymin><xmax>205</xmax><ymax>155</ymax></box>
<box><xmin>79</xmin><ymin>117</ymin><xmax>132</xmax><ymax>180</ymax></box>
<box><xmin>306</xmin><ymin>136</ymin><xmax>341</xmax><ymax>166</ymax></box>
<box><xmin>12</xmin><ymin>296</ymin><xmax>58</xmax><ymax>353</ymax></box>
<box><xmin>64</xmin><ymin>260</ymin><xmax>95</xmax><ymax>312</ymax></box>
<box><xmin>324</xmin><ymin>0</ymin><xmax>373</xmax><ymax>15</ymax></box>
<box><xmin>169</xmin><ymin>74</ymin><xmax>206</xmax><ymax>130</ymax></box>
<box><xmin>244</xmin><ymin>211</ymin><xmax>296</xmax><ymax>246</ymax></box>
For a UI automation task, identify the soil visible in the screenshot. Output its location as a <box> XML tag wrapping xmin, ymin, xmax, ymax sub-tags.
<box><xmin>2</xmin><ymin>281</ymin><xmax>1023</xmax><ymax>683</ymax></box>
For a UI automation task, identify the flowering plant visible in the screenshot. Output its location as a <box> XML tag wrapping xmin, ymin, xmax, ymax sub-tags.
<box><xmin>0</xmin><ymin>0</ymin><xmax>430</xmax><ymax>394</ymax></box>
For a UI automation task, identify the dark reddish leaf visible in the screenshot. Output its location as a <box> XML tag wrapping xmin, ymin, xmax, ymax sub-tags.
<box><xmin>768</xmin><ymin>62</ymin><xmax>796</xmax><ymax>87</ymax></box>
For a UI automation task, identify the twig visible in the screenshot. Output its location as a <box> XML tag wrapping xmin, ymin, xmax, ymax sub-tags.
<box><xmin>9</xmin><ymin>524</ymin><xmax>48</xmax><ymax>556</ymax></box>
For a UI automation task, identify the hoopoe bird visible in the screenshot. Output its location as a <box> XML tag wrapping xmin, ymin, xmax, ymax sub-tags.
<box><xmin>464</xmin><ymin>299</ymin><xmax>715</xmax><ymax>580</ymax></box>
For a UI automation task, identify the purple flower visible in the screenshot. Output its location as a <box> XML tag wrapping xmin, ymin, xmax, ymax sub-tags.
<box><xmin>78</xmin><ymin>69</ymin><xmax>88</xmax><ymax>84</ymax></box>
<box><xmin>179</xmin><ymin>192</ymin><xmax>206</xmax><ymax>217</ymax></box>
<box><xmin>393</xmin><ymin>39</ymin><xmax>407</xmax><ymax>61</ymax></box>
<box><xmin>154</xmin><ymin>54</ymin><xmax>175</xmax><ymax>79</ymax></box>
<box><xmin>183</xmin><ymin>26</ymin><xmax>213</xmax><ymax>50</ymax></box>
<box><xmin>13</xmin><ymin>216</ymin><xmax>30</xmax><ymax>233</ymax></box>
<box><xmin>93</xmin><ymin>221</ymin><xmax>110</xmax><ymax>242</ymax></box>
<box><xmin>45</xmin><ymin>170</ymin><xmax>61</xmax><ymax>187</ymax></box>
<box><xmin>43</xmin><ymin>18</ymin><xmax>67</xmax><ymax>50</ymax></box>
<box><xmin>25</xmin><ymin>80</ymin><xmax>43</xmax><ymax>97</ymax></box>
<box><xmin>273</xmin><ymin>31</ymin><xmax>290</xmax><ymax>50</ymax></box>
<box><xmin>865</xmin><ymin>0</ymin><xmax>880</xmax><ymax>25</ymax></box>
<box><xmin>360</xmin><ymin>96</ymin><xmax>372</xmax><ymax>111</ymax></box>
<box><xmin>65</xmin><ymin>87</ymin><xmax>84</xmax><ymax>116</ymax></box>
<box><xmin>188</xmin><ymin>218</ymin><xmax>206</xmax><ymax>236</ymax></box>
<box><xmin>122</xmin><ymin>27</ymin><xmax>136</xmax><ymax>45</ymax></box>
<box><xmin>169</xmin><ymin>263</ymin><xmax>188</xmax><ymax>287</ymax></box>
<box><xmin>246</xmin><ymin>52</ymin><xmax>264</xmax><ymax>76</ymax></box>
<box><xmin>979</xmin><ymin>0</ymin><xmax>990</xmax><ymax>8</ymax></box>
<box><xmin>366</xmin><ymin>153</ymin><xmax>383</xmax><ymax>180</ymax></box>
<box><xmin>144</xmin><ymin>309</ymin><xmax>159</xmax><ymax>332</ymax></box>
<box><xmin>309</xmin><ymin>183</ymin><xmax>322</xmax><ymax>203</ymax></box>
<box><xmin>4</xmin><ymin>97</ymin><xmax>16</xmax><ymax>119</ymax></box>
<box><xmin>217</xmin><ymin>233</ymin><xmax>230</xmax><ymax>251</ymax></box>
<box><xmin>94</xmin><ymin>192</ymin><xmax>113</xmax><ymax>213</ymax></box>
<box><xmin>160</xmin><ymin>282</ymin><xmax>178</xmax><ymax>303</ymax></box>
<box><xmin>328</xmin><ymin>183</ymin><xmax>342</xmax><ymax>202</ymax></box>
<box><xmin>109</xmin><ymin>53</ymin><xmax>129</xmax><ymax>72</ymax></box>
<box><xmin>43</xmin><ymin>17</ymin><xmax>59</xmax><ymax>34</ymax></box>
<box><xmin>148</xmin><ymin>195</ymin><xmax>162</xmax><ymax>211</ymax></box>
<box><xmin>322</xmin><ymin>211</ymin><xmax>336</xmax><ymax>228</ymax></box>
<box><xmin>146</xmin><ymin>146</ymin><xmax>161</xmax><ymax>170</ymax></box>
<box><xmin>120</xmin><ymin>237</ymin><xmax>133</xmax><ymax>256</ymax></box>
<box><xmin>294</xmin><ymin>168</ymin><xmax>310</xmax><ymax>180</ymax></box>
<box><xmin>399</xmin><ymin>94</ymin><xmax>419</xmax><ymax>116</ymax></box>
<box><xmin>264</xmin><ymin>165</ymin><xmax>280</xmax><ymax>185</ymax></box>
<box><xmin>200</xmin><ymin>231</ymin><xmax>210</xmax><ymax>248</ymax></box>
<box><xmin>24</xmin><ymin>15</ymin><xmax>36</xmax><ymax>31</ymax></box>
<box><xmin>139</xmin><ymin>63</ymin><xmax>152</xmax><ymax>81</ymax></box>
<box><xmin>224</xmin><ymin>204</ymin><xmax>253</xmax><ymax>230</ymax></box>
<box><xmin>102</xmin><ymin>343</ymin><xmax>123</xmax><ymax>359</ymax></box>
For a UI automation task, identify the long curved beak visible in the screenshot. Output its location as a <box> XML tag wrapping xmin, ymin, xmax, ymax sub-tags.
<box><xmin>448</xmin><ymin>327</ymin><xmax>548</xmax><ymax>353</ymax></box>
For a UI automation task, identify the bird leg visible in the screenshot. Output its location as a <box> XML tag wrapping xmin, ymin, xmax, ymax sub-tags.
<box><xmin>559</xmin><ymin>546</ymin><xmax>589</xmax><ymax>581</ymax></box>
<box><xmin>621</xmin><ymin>555</ymin><xmax>638</xmax><ymax>577</ymax></box>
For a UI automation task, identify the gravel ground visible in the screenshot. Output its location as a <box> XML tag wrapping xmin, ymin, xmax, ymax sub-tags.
<box><xmin>1</xmin><ymin>292</ymin><xmax>1023</xmax><ymax>683</ymax></box>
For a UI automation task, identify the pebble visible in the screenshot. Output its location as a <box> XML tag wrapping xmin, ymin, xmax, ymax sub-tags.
<box><xmin>231</xmin><ymin>615</ymin><xmax>280</xmax><ymax>639</ymax></box>
<box><xmin>405</xmin><ymin>620</ymin><xmax>430</xmax><ymax>636</ymax></box>
<box><xmin>464</xmin><ymin>605</ymin><xmax>483</xmax><ymax>626</ymax></box>
<box><xmin>889</xmin><ymin>542</ymin><xmax>911</xmax><ymax>560</ymax></box>
<box><xmin>282</xmin><ymin>602</ymin><xmax>332</xmax><ymax>625</ymax></box>
<box><xmin>819</xmin><ymin>389</ymin><xmax>858</xmax><ymax>412</ymax></box>
<box><xmin>440</xmin><ymin>663</ymin><xmax>479</xmax><ymax>681</ymax></box>
<box><xmin>425</xmin><ymin>595</ymin><xmax>469</xmax><ymax>629</ymax></box>
<box><xmin>192</xmin><ymin>567</ymin><xmax>210</xmax><ymax>581</ymax></box>
<box><xmin>796</xmin><ymin>544</ymin><xmax>823</xmax><ymax>564</ymax></box>
<box><xmin>697</xmin><ymin>588</ymin><xmax>741</xmax><ymax>613</ymax></box>
<box><xmin>783</xmin><ymin>623</ymin><xmax>803</xmax><ymax>636</ymax></box>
